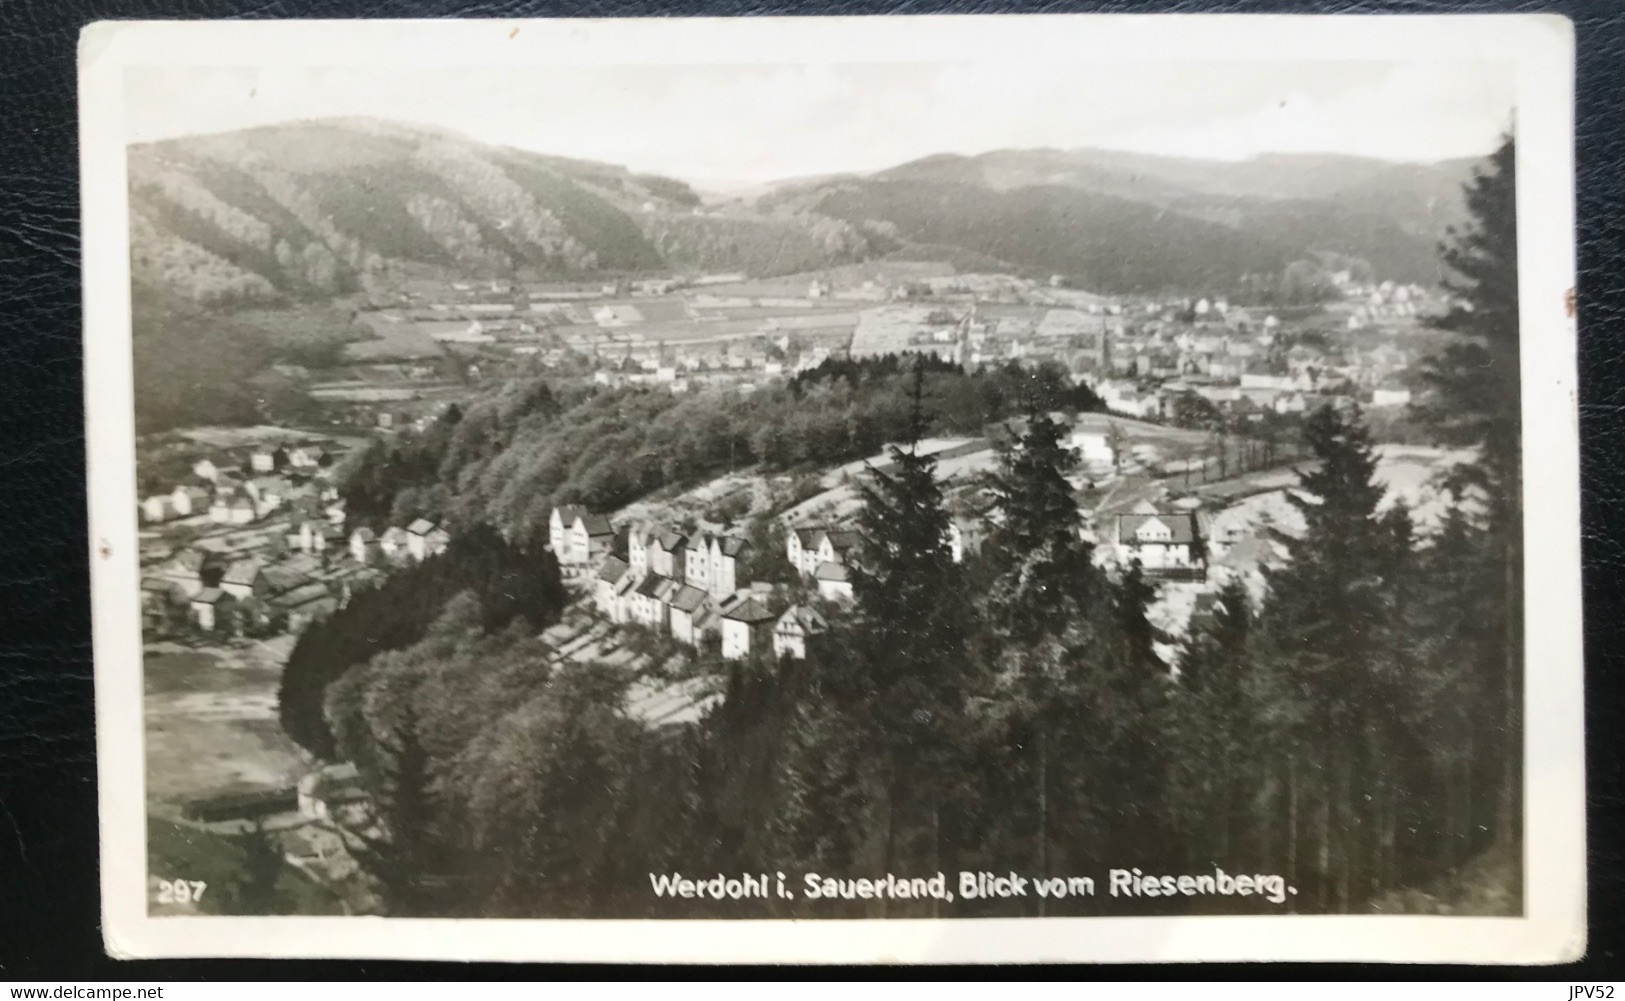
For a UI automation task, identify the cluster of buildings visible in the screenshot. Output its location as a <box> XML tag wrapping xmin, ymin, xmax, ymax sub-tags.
<box><xmin>136</xmin><ymin>431</ymin><xmax>471</xmax><ymax>639</ymax></box>
<box><xmin>346</xmin><ymin>518</ymin><xmax>452</xmax><ymax>567</ymax></box>
<box><xmin>1087</xmin><ymin>298</ymin><xmax>1422</xmax><ymax>423</ymax></box>
<box><xmin>549</xmin><ymin>506</ymin><xmax>837</xmax><ymax>662</ymax></box>
<box><xmin>144</xmin><ymin>547</ymin><xmax>366</xmax><ymax>637</ymax></box>
<box><xmin>141</xmin><ymin>439</ymin><xmax>345</xmax><ymax>528</ymax></box>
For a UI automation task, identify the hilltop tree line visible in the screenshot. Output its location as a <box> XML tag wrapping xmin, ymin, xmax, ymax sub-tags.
<box><xmin>292</xmin><ymin>136</ymin><xmax>1521</xmax><ymax>919</ymax></box>
<box><xmin>335</xmin><ymin>356</ymin><xmax>1102</xmax><ymax>543</ymax></box>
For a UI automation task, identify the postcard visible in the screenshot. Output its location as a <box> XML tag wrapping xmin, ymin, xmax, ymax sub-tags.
<box><xmin>80</xmin><ymin>13</ymin><xmax>1583</xmax><ymax>963</ymax></box>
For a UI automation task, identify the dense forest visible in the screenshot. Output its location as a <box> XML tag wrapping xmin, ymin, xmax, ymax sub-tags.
<box><xmin>276</xmin><ymin>137</ymin><xmax>1520</xmax><ymax>919</ymax></box>
<box><xmin>277</xmin><ymin>525</ymin><xmax>569</xmax><ymax>760</ymax></box>
<box><xmin>335</xmin><ymin>356</ymin><xmax>1101</xmax><ymax>545</ymax></box>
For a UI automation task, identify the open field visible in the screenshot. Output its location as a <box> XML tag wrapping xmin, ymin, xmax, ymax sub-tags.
<box><xmin>144</xmin><ymin>638</ymin><xmax>307</xmax><ymax>815</ymax></box>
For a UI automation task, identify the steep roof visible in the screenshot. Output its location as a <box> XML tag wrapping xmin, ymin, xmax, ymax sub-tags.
<box><xmin>1117</xmin><ymin>513</ymin><xmax>1195</xmax><ymax>545</ymax></box>
<box><xmin>597</xmin><ymin>556</ymin><xmax>630</xmax><ymax>585</ymax></box>
<box><xmin>667</xmin><ymin>584</ymin><xmax>709</xmax><ymax>614</ymax></box>
<box><xmin>821</xmin><ymin>530</ymin><xmax>863</xmax><ymax>553</ymax></box>
<box><xmin>715</xmin><ymin>535</ymin><xmax>749</xmax><ymax>558</ymax></box>
<box><xmin>269</xmin><ymin>581</ymin><xmax>332</xmax><ymax>610</ymax></box>
<box><xmin>636</xmin><ymin>573</ymin><xmax>676</xmax><ymax>599</ymax></box>
<box><xmin>815</xmin><ymin>562</ymin><xmax>851</xmax><ymax>583</ymax></box>
<box><xmin>221</xmin><ymin>559</ymin><xmax>263</xmax><ymax>586</ymax></box>
<box><xmin>776</xmin><ymin>605</ymin><xmax>828</xmax><ymax>635</ymax></box>
<box><xmin>170</xmin><ymin>549</ymin><xmax>207</xmax><ymax>574</ymax></box>
<box><xmin>656</xmin><ymin>530</ymin><xmax>688</xmax><ymax>551</ymax></box>
<box><xmin>553</xmin><ymin>504</ymin><xmax>584</xmax><ymax>526</ymax></box>
<box><xmin>721</xmin><ymin>596</ymin><xmax>775</xmax><ymax>624</ymax></box>
<box><xmin>407</xmin><ymin>518</ymin><xmax>437</xmax><ymax>536</ymax></box>
<box><xmin>579</xmin><ymin>513</ymin><xmax>614</xmax><ymax>537</ymax></box>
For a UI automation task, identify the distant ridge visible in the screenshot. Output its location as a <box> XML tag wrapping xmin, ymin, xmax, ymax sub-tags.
<box><xmin>129</xmin><ymin>117</ymin><xmax>1484</xmax><ymax>307</ymax></box>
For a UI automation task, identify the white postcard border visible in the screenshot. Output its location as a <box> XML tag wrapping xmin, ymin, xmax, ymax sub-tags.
<box><xmin>82</xmin><ymin>13</ymin><xmax>1583</xmax><ymax>964</ymax></box>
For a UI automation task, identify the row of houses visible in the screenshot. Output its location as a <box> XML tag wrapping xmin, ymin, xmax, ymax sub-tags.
<box><xmin>592</xmin><ymin>556</ymin><xmax>829</xmax><ymax>662</ymax></box>
<box><xmin>348</xmin><ymin>518</ymin><xmax>451</xmax><ymax>566</ymax></box>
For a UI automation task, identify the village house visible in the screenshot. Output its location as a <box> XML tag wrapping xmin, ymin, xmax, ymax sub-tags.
<box><xmin>666</xmin><ymin>584</ymin><xmax>711</xmax><ymax>647</ymax></box>
<box><xmin>633</xmin><ymin>574</ymin><xmax>676</xmax><ymax>629</ymax></box>
<box><xmin>550</xmin><ymin>505</ymin><xmax>614</xmax><ymax>566</ymax></box>
<box><xmin>190</xmin><ymin>587</ymin><xmax>234</xmax><ymax>632</ymax></box>
<box><xmin>1067</xmin><ymin>429</ymin><xmax>1116</xmax><ymax>467</ymax></box>
<box><xmin>271</xmin><ymin>579</ymin><xmax>338</xmax><ymax>632</ymax></box>
<box><xmin>286</xmin><ymin>442</ymin><xmax>332</xmax><ymax>470</ymax></box>
<box><xmin>246</xmin><ymin>475</ymin><xmax>292</xmax><ymax>514</ymax></box>
<box><xmin>719</xmin><ymin>595</ymin><xmax>776</xmax><ymax>660</ymax></box>
<box><xmin>815</xmin><ymin>562</ymin><xmax>854</xmax><ymax>603</ymax></box>
<box><xmin>787</xmin><ymin>527</ymin><xmax>861</xmax><ymax>578</ymax></box>
<box><xmin>629</xmin><ymin>525</ymin><xmax>649</xmax><ymax>574</ymax></box>
<box><xmin>220</xmin><ymin>558</ymin><xmax>267</xmax><ymax>601</ymax></box>
<box><xmin>160</xmin><ymin>549</ymin><xmax>216</xmax><ymax>597</ymax></box>
<box><xmin>684</xmin><ymin>531</ymin><xmax>714</xmax><ymax>591</ymax></box>
<box><xmin>209</xmin><ymin>493</ymin><xmax>257</xmax><ymax>526</ymax></box>
<box><xmin>286</xmin><ymin>519</ymin><xmax>334</xmax><ymax>556</ymax></box>
<box><xmin>1115</xmin><ymin>501</ymin><xmax>1203</xmax><ymax>573</ymax></box>
<box><xmin>169</xmin><ymin>484</ymin><xmax>210</xmax><ymax>518</ymax></box>
<box><xmin>595</xmin><ymin>557</ymin><xmax>631</xmax><ymax>619</ymax></box>
<box><xmin>773</xmin><ymin>605</ymin><xmax>827</xmax><ymax>660</ymax></box>
<box><xmin>947</xmin><ymin>519</ymin><xmax>984</xmax><ymax>565</ymax></box>
<box><xmin>570</xmin><ymin>513</ymin><xmax>614</xmax><ymax>566</ymax></box>
<box><xmin>648</xmin><ymin>531</ymin><xmax>688</xmax><ymax>579</ymax></box>
<box><xmin>349</xmin><ymin>527</ymin><xmax>379</xmax><ymax>565</ymax></box>
<box><xmin>141</xmin><ymin>494</ymin><xmax>173</xmax><ymax>523</ymax></box>
<box><xmin>406</xmin><ymin>519</ymin><xmax>451</xmax><ymax>562</ymax></box>
<box><xmin>379</xmin><ymin>526</ymin><xmax>410</xmax><ymax>561</ymax></box>
<box><xmin>550</xmin><ymin>504</ymin><xmax>585</xmax><ymax>561</ymax></box>
<box><xmin>193</xmin><ymin>452</ymin><xmax>246</xmax><ymax>483</ymax></box>
<box><xmin>685</xmin><ymin>531</ymin><xmax>749</xmax><ymax>601</ymax></box>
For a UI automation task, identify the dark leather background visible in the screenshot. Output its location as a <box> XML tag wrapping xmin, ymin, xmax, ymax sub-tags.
<box><xmin>0</xmin><ymin>0</ymin><xmax>1621</xmax><ymax>978</ymax></box>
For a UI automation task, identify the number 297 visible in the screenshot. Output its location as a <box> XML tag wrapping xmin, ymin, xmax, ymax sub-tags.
<box><xmin>156</xmin><ymin>879</ymin><xmax>206</xmax><ymax>904</ymax></box>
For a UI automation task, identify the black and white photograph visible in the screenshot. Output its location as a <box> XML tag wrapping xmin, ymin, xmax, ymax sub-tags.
<box><xmin>79</xmin><ymin>15</ymin><xmax>1583</xmax><ymax>964</ymax></box>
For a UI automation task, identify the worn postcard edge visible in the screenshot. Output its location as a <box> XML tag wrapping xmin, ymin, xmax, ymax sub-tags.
<box><xmin>80</xmin><ymin>13</ymin><xmax>1584</xmax><ymax>964</ymax></box>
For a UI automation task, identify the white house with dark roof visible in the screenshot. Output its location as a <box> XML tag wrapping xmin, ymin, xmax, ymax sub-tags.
<box><xmin>705</xmin><ymin>534</ymin><xmax>748</xmax><ymax>600</ymax></box>
<box><xmin>551</xmin><ymin>505</ymin><xmax>613</xmax><ymax>566</ymax></box>
<box><xmin>666</xmin><ymin>583</ymin><xmax>711</xmax><ymax>646</ymax></box>
<box><xmin>649</xmin><ymin>530</ymin><xmax>688</xmax><ymax>579</ymax></box>
<box><xmin>594</xmin><ymin>556</ymin><xmax>631</xmax><ymax>618</ymax></box>
<box><xmin>633</xmin><ymin>574</ymin><xmax>676</xmax><ymax>629</ymax></box>
<box><xmin>684</xmin><ymin>530</ymin><xmax>714</xmax><ymax>591</ymax></box>
<box><xmin>141</xmin><ymin>494</ymin><xmax>173</xmax><ymax>524</ymax></box>
<box><xmin>1115</xmin><ymin>502</ymin><xmax>1201</xmax><ymax>571</ymax></box>
<box><xmin>550</xmin><ymin>504</ymin><xmax>585</xmax><ymax>562</ymax></box>
<box><xmin>788</xmin><ymin>526</ymin><xmax>861</xmax><ymax>578</ymax></box>
<box><xmin>773</xmin><ymin>605</ymin><xmax>827</xmax><ymax>659</ymax></box>
<box><xmin>170</xmin><ymin>484</ymin><xmax>210</xmax><ymax>517</ymax></box>
<box><xmin>380</xmin><ymin>526</ymin><xmax>410</xmax><ymax>560</ymax></box>
<box><xmin>815</xmin><ymin>561</ymin><xmax>854</xmax><ymax>603</ymax></box>
<box><xmin>405</xmin><ymin>519</ymin><xmax>449</xmax><ymax>562</ymax></box>
<box><xmin>190</xmin><ymin>587</ymin><xmax>233</xmax><ymax>632</ymax></box>
<box><xmin>719</xmin><ymin>595</ymin><xmax>776</xmax><ymax>660</ymax></box>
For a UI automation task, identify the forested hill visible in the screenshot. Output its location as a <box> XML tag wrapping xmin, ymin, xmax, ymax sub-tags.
<box><xmin>131</xmin><ymin>118</ymin><xmax>1486</xmax><ymax>307</ymax></box>
<box><xmin>127</xmin><ymin>118</ymin><xmax>880</xmax><ymax>307</ymax></box>
<box><xmin>758</xmin><ymin>148</ymin><xmax>1482</xmax><ymax>292</ymax></box>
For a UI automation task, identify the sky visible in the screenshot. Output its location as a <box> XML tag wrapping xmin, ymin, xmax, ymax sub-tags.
<box><xmin>126</xmin><ymin>61</ymin><xmax>1514</xmax><ymax>187</ymax></box>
